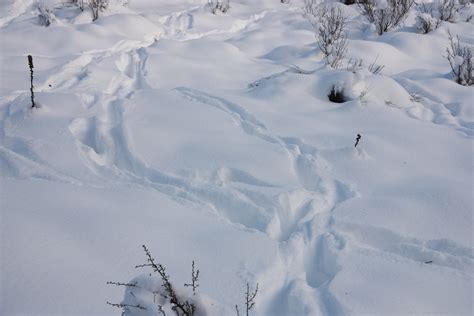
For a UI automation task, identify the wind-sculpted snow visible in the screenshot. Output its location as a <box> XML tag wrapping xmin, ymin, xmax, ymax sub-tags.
<box><xmin>1</xmin><ymin>1</ymin><xmax>473</xmax><ymax>315</ymax></box>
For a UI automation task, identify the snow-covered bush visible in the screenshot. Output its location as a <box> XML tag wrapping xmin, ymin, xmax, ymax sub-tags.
<box><xmin>108</xmin><ymin>245</ymin><xmax>205</xmax><ymax>315</ymax></box>
<box><xmin>107</xmin><ymin>245</ymin><xmax>260</xmax><ymax>316</ymax></box>
<box><xmin>208</xmin><ymin>0</ymin><xmax>230</xmax><ymax>14</ymax></box>
<box><xmin>71</xmin><ymin>0</ymin><xmax>85</xmax><ymax>11</ymax></box>
<box><xmin>37</xmin><ymin>3</ymin><xmax>55</xmax><ymax>27</ymax></box>
<box><xmin>304</xmin><ymin>0</ymin><xmax>320</xmax><ymax>18</ymax></box>
<box><xmin>437</xmin><ymin>0</ymin><xmax>459</xmax><ymax>22</ymax></box>
<box><xmin>416</xmin><ymin>2</ymin><xmax>442</xmax><ymax>34</ymax></box>
<box><xmin>446</xmin><ymin>31</ymin><xmax>473</xmax><ymax>85</ymax></box>
<box><xmin>415</xmin><ymin>0</ymin><xmax>463</xmax><ymax>34</ymax></box>
<box><xmin>358</xmin><ymin>0</ymin><xmax>415</xmax><ymax>35</ymax></box>
<box><xmin>415</xmin><ymin>12</ymin><xmax>438</xmax><ymax>33</ymax></box>
<box><xmin>323</xmin><ymin>69</ymin><xmax>370</xmax><ymax>104</ymax></box>
<box><xmin>89</xmin><ymin>0</ymin><xmax>108</xmax><ymax>21</ymax></box>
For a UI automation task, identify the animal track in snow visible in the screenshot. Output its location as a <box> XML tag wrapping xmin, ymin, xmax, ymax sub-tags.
<box><xmin>175</xmin><ymin>87</ymin><xmax>356</xmax><ymax>315</ymax></box>
<box><xmin>394</xmin><ymin>77</ymin><xmax>473</xmax><ymax>137</ymax></box>
<box><xmin>338</xmin><ymin>221</ymin><xmax>474</xmax><ymax>275</ymax></box>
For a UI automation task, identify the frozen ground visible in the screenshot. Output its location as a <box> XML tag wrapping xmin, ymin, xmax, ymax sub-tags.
<box><xmin>0</xmin><ymin>0</ymin><xmax>473</xmax><ymax>315</ymax></box>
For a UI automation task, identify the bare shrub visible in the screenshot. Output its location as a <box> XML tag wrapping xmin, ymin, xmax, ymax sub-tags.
<box><xmin>37</xmin><ymin>3</ymin><xmax>55</xmax><ymax>27</ymax></box>
<box><xmin>304</xmin><ymin>3</ymin><xmax>348</xmax><ymax>68</ymax></box>
<box><xmin>137</xmin><ymin>245</ymin><xmax>198</xmax><ymax>315</ymax></box>
<box><xmin>108</xmin><ymin>245</ymin><xmax>262</xmax><ymax>316</ymax></box>
<box><xmin>358</xmin><ymin>0</ymin><xmax>415</xmax><ymax>35</ymax></box>
<box><xmin>346</xmin><ymin>57</ymin><xmax>384</xmax><ymax>74</ymax></box>
<box><xmin>235</xmin><ymin>282</ymin><xmax>259</xmax><ymax>316</ymax></box>
<box><xmin>184</xmin><ymin>260</ymin><xmax>200</xmax><ymax>296</ymax></box>
<box><xmin>446</xmin><ymin>31</ymin><xmax>473</xmax><ymax>85</ymax></box>
<box><xmin>89</xmin><ymin>0</ymin><xmax>108</xmax><ymax>21</ymax></box>
<box><xmin>316</xmin><ymin>6</ymin><xmax>348</xmax><ymax>68</ymax></box>
<box><xmin>415</xmin><ymin>0</ymin><xmax>462</xmax><ymax>33</ymax></box>
<box><xmin>208</xmin><ymin>0</ymin><xmax>230</xmax><ymax>14</ymax></box>
<box><xmin>304</xmin><ymin>0</ymin><xmax>320</xmax><ymax>18</ymax></box>
<box><xmin>368</xmin><ymin>58</ymin><xmax>385</xmax><ymax>74</ymax></box>
<box><xmin>416</xmin><ymin>13</ymin><xmax>441</xmax><ymax>33</ymax></box>
<box><xmin>346</xmin><ymin>58</ymin><xmax>363</xmax><ymax>73</ymax></box>
<box><xmin>70</xmin><ymin>0</ymin><xmax>85</xmax><ymax>11</ymax></box>
<box><xmin>107</xmin><ymin>245</ymin><xmax>205</xmax><ymax>316</ymax></box>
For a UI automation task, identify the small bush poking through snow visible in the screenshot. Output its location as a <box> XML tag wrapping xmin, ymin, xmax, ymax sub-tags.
<box><xmin>208</xmin><ymin>0</ymin><xmax>230</xmax><ymax>14</ymax></box>
<box><xmin>107</xmin><ymin>245</ymin><xmax>261</xmax><ymax>316</ymax></box>
<box><xmin>416</xmin><ymin>13</ymin><xmax>440</xmax><ymax>33</ymax></box>
<box><xmin>235</xmin><ymin>283</ymin><xmax>259</xmax><ymax>316</ymax></box>
<box><xmin>37</xmin><ymin>3</ymin><xmax>55</xmax><ymax>27</ymax></box>
<box><xmin>446</xmin><ymin>31</ymin><xmax>473</xmax><ymax>86</ymax></box>
<box><xmin>317</xmin><ymin>6</ymin><xmax>348</xmax><ymax>69</ymax></box>
<box><xmin>416</xmin><ymin>3</ymin><xmax>442</xmax><ymax>34</ymax></box>
<box><xmin>107</xmin><ymin>245</ymin><xmax>205</xmax><ymax>316</ymax></box>
<box><xmin>306</xmin><ymin>4</ymin><xmax>348</xmax><ymax>69</ymax></box>
<box><xmin>358</xmin><ymin>0</ymin><xmax>415</xmax><ymax>35</ymax></box>
<box><xmin>347</xmin><ymin>57</ymin><xmax>385</xmax><ymax>74</ymax></box>
<box><xmin>437</xmin><ymin>0</ymin><xmax>460</xmax><ymax>22</ymax></box>
<box><xmin>415</xmin><ymin>0</ymin><xmax>464</xmax><ymax>34</ymax></box>
<box><xmin>304</xmin><ymin>0</ymin><xmax>319</xmax><ymax>18</ymax></box>
<box><xmin>70</xmin><ymin>0</ymin><xmax>85</xmax><ymax>11</ymax></box>
<box><xmin>89</xmin><ymin>0</ymin><xmax>108</xmax><ymax>21</ymax></box>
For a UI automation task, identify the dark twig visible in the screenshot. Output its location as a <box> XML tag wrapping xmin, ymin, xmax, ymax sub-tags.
<box><xmin>184</xmin><ymin>260</ymin><xmax>200</xmax><ymax>295</ymax></box>
<box><xmin>245</xmin><ymin>282</ymin><xmax>258</xmax><ymax>316</ymax></box>
<box><xmin>135</xmin><ymin>263</ymin><xmax>154</xmax><ymax>269</ymax></box>
<box><xmin>157</xmin><ymin>305</ymin><xmax>166</xmax><ymax>316</ymax></box>
<box><xmin>106</xmin><ymin>281</ymin><xmax>137</xmax><ymax>287</ymax></box>
<box><xmin>27</xmin><ymin>55</ymin><xmax>35</xmax><ymax>108</ymax></box>
<box><xmin>355</xmin><ymin>134</ymin><xmax>361</xmax><ymax>148</ymax></box>
<box><xmin>106</xmin><ymin>301</ymin><xmax>146</xmax><ymax>310</ymax></box>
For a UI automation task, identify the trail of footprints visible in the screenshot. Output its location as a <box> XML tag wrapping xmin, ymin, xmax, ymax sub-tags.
<box><xmin>1</xmin><ymin>4</ymin><xmax>473</xmax><ymax>315</ymax></box>
<box><xmin>62</xmin><ymin>36</ymin><xmax>356</xmax><ymax>313</ymax></box>
<box><xmin>68</xmin><ymin>55</ymin><xmax>473</xmax><ymax>315</ymax></box>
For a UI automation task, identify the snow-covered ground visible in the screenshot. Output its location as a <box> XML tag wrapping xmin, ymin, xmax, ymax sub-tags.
<box><xmin>1</xmin><ymin>0</ymin><xmax>473</xmax><ymax>315</ymax></box>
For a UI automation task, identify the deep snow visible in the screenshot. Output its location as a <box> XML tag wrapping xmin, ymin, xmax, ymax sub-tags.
<box><xmin>0</xmin><ymin>0</ymin><xmax>473</xmax><ymax>315</ymax></box>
